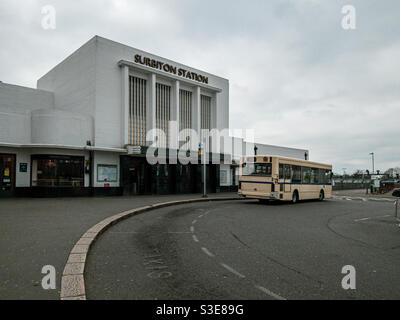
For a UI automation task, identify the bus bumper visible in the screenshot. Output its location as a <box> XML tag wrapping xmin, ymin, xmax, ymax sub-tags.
<box><xmin>238</xmin><ymin>191</ymin><xmax>280</xmax><ymax>200</ymax></box>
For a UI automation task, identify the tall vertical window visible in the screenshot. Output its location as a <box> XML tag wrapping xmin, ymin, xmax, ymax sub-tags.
<box><xmin>179</xmin><ymin>89</ymin><xmax>192</xmax><ymax>148</ymax></box>
<box><xmin>129</xmin><ymin>76</ymin><xmax>147</xmax><ymax>146</ymax></box>
<box><xmin>200</xmin><ymin>95</ymin><xmax>212</xmax><ymax>130</ymax></box>
<box><xmin>179</xmin><ymin>89</ymin><xmax>192</xmax><ymax>130</ymax></box>
<box><xmin>156</xmin><ymin>83</ymin><xmax>171</xmax><ymax>148</ymax></box>
<box><xmin>201</xmin><ymin>95</ymin><xmax>212</xmax><ymax>151</ymax></box>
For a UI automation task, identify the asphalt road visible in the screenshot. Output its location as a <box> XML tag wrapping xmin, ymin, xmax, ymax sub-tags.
<box><xmin>85</xmin><ymin>197</ymin><xmax>400</xmax><ymax>300</ymax></box>
<box><xmin>0</xmin><ymin>193</ymin><xmax>236</xmax><ymax>300</ymax></box>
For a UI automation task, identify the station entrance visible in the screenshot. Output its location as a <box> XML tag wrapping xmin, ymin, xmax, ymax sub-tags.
<box><xmin>120</xmin><ymin>155</ymin><xmax>219</xmax><ymax>196</ymax></box>
<box><xmin>0</xmin><ymin>154</ymin><xmax>16</xmax><ymax>197</ymax></box>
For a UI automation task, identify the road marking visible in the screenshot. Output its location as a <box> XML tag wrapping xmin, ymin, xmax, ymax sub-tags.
<box><xmin>333</xmin><ymin>196</ymin><xmax>395</xmax><ymax>203</ymax></box>
<box><xmin>192</xmin><ymin>235</ymin><xmax>199</xmax><ymax>243</ymax></box>
<box><xmin>354</xmin><ymin>214</ymin><xmax>392</xmax><ymax>222</ymax></box>
<box><xmin>192</xmin><ymin>220</ymin><xmax>197</xmax><ymax>225</ymax></box>
<box><xmin>220</xmin><ymin>263</ymin><xmax>245</xmax><ymax>278</ymax></box>
<box><xmin>354</xmin><ymin>217</ymin><xmax>370</xmax><ymax>222</ymax></box>
<box><xmin>166</xmin><ymin>232</ymin><xmax>192</xmax><ymax>234</ymax></box>
<box><xmin>201</xmin><ymin>247</ymin><xmax>215</xmax><ymax>257</ymax></box>
<box><xmin>190</xmin><ymin>226</ymin><xmax>195</xmax><ymax>233</ymax></box>
<box><xmin>353</xmin><ymin>197</ymin><xmax>367</xmax><ymax>202</ymax></box>
<box><xmin>369</xmin><ymin>198</ymin><xmax>395</xmax><ymax>202</ymax></box>
<box><xmin>109</xmin><ymin>231</ymin><xmax>191</xmax><ymax>234</ymax></box>
<box><xmin>254</xmin><ymin>285</ymin><xmax>286</xmax><ymax>300</ymax></box>
<box><xmin>198</xmin><ymin>215</ymin><xmax>204</xmax><ymax>219</ymax></box>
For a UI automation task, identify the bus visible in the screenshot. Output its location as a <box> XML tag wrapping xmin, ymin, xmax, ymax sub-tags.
<box><xmin>238</xmin><ymin>155</ymin><xmax>332</xmax><ymax>203</ymax></box>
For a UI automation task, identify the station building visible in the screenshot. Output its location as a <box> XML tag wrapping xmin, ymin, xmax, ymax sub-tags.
<box><xmin>0</xmin><ymin>36</ymin><xmax>308</xmax><ymax>197</ymax></box>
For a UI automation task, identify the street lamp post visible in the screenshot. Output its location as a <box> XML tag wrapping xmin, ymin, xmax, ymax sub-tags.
<box><xmin>200</xmin><ymin>141</ymin><xmax>207</xmax><ymax>198</ymax></box>
<box><xmin>369</xmin><ymin>152</ymin><xmax>375</xmax><ymax>175</ymax></box>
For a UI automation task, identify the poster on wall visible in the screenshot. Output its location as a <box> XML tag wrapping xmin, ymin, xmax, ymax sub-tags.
<box><xmin>97</xmin><ymin>165</ymin><xmax>117</xmax><ymax>182</ymax></box>
<box><xmin>220</xmin><ymin>170</ymin><xmax>227</xmax><ymax>185</ymax></box>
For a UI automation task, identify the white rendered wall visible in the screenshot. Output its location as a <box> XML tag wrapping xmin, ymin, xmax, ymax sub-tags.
<box><xmin>37</xmin><ymin>37</ymin><xmax>96</xmax><ymax>143</ymax></box>
<box><xmin>31</xmin><ymin>109</ymin><xmax>92</xmax><ymax>146</ymax></box>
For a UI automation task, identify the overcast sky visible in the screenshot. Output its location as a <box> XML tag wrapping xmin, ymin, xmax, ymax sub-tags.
<box><xmin>1</xmin><ymin>0</ymin><xmax>399</xmax><ymax>173</ymax></box>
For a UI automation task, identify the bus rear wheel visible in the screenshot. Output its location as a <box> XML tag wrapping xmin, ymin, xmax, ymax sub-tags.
<box><xmin>319</xmin><ymin>190</ymin><xmax>325</xmax><ymax>201</ymax></box>
<box><xmin>291</xmin><ymin>191</ymin><xmax>298</xmax><ymax>204</ymax></box>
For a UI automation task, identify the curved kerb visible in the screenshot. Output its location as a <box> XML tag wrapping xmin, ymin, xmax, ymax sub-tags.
<box><xmin>60</xmin><ymin>197</ymin><xmax>244</xmax><ymax>300</ymax></box>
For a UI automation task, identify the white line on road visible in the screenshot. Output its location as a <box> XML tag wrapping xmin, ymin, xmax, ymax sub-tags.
<box><xmin>220</xmin><ymin>263</ymin><xmax>245</xmax><ymax>278</ymax></box>
<box><xmin>254</xmin><ymin>285</ymin><xmax>286</xmax><ymax>300</ymax></box>
<box><xmin>354</xmin><ymin>214</ymin><xmax>392</xmax><ymax>222</ymax></box>
<box><xmin>192</xmin><ymin>220</ymin><xmax>197</xmax><ymax>225</ymax></box>
<box><xmin>354</xmin><ymin>197</ymin><xmax>367</xmax><ymax>202</ymax></box>
<box><xmin>109</xmin><ymin>231</ymin><xmax>192</xmax><ymax>234</ymax></box>
<box><xmin>354</xmin><ymin>217</ymin><xmax>370</xmax><ymax>222</ymax></box>
<box><xmin>201</xmin><ymin>247</ymin><xmax>215</xmax><ymax>257</ymax></box>
<box><xmin>190</xmin><ymin>226</ymin><xmax>195</xmax><ymax>233</ymax></box>
<box><xmin>192</xmin><ymin>235</ymin><xmax>199</xmax><ymax>242</ymax></box>
<box><xmin>369</xmin><ymin>198</ymin><xmax>394</xmax><ymax>202</ymax></box>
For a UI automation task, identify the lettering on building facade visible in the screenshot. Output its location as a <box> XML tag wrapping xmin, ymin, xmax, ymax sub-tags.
<box><xmin>134</xmin><ymin>54</ymin><xmax>209</xmax><ymax>84</ymax></box>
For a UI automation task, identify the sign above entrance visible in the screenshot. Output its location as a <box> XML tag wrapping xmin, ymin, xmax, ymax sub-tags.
<box><xmin>127</xmin><ymin>145</ymin><xmax>142</xmax><ymax>155</ymax></box>
<box><xmin>134</xmin><ymin>54</ymin><xmax>209</xmax><ymax>84</ymax></box>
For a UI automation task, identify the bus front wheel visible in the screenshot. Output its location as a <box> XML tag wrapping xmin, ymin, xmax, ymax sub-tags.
<box><xmin>292</xmin><ymin>191</ymin><xmax>298</xmax><ymax>204</ymax></box>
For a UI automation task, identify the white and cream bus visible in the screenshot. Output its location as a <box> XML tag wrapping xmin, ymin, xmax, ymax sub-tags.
<box><xmin>238</xmin><ymin>155</ymin><xmax>332</xmax><ymax>203</ymax></box>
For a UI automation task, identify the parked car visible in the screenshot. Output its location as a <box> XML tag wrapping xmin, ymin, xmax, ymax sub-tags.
<box><xmin>392</xmin><ymin>188</ymin><xmax>400</xmax><ymax>197</ymax></box>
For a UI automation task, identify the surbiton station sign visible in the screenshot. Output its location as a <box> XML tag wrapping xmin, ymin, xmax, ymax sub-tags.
<box><xmin>134</xmin><ymin>54</ymin><xmax>209</xmax><ymax>84</ymax></box>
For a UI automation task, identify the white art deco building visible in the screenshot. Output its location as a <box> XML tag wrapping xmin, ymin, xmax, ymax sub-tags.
<box><xmin>0</xmin><ymin>36</ymin><xmax>308</xmax><ymax>197</ymax></box>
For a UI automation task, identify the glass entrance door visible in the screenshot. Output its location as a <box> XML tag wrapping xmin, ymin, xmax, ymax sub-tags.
<box><xmin>0</xmin><ymin>154</ymin><xmax>16</xmax><ymax>196</ymax></box>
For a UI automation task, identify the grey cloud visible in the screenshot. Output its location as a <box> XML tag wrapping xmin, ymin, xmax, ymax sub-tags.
<box><xmin>0</xmin><ymin>0</ymin><xmax>399</xmax><ymax>173</ymax></box>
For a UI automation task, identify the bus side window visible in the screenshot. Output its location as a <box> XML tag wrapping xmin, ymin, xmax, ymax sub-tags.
<box><xmin>311</xmin><ymin>168</ymin><xmax>319</xmax><ymax>184</ymax></box>
<box><xmin>325</xmin><ymin>170</ymin><xmax>332</xmax><ymax>185</ymax></box>
<box><xmin>319</xmin><ymin>169</ymin><xmax>326</xmax><ymax>184</ymax></box>
<box><xmin>292</xmin><ymin>166</ymin><xmax>301</xmax><ymax>183</ymax></box>
<box><xmin>285</xmin><ymin>165</ymin><xmax>291</xmax><ymax>180</ymax></box>
<box><xmin>302</xmin><ymin>167</ymin><xmax>311</xmax><ymax>184</ymax></box>
<box><xmin>279</xmin><ymin>164</ymin><xmax>284</xmax><ymax>179</ymax></box>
